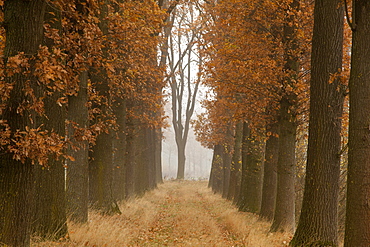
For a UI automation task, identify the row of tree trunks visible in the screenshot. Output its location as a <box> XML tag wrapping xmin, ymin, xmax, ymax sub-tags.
<box><xmin>0</xmin><ymin>1</ymin><xmax>165</xmax><ymax>245</ymax></box>
<box><xmin>208</xmin><ymin>0</ymin><xmax>370</xmax><ymax>245</ymax></box>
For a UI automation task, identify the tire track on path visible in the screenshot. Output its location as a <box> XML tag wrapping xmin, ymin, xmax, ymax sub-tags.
<box><xmin>131</xmin><ymin>181</ymin><xmax>246</xmax><ymax>246</ymax></box>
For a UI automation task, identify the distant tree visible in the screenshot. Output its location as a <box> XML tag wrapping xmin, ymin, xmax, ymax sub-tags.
<box><xmin>290</xmin><ymin>0</ymin><xmax>345</xmax><ymax>245</ymax></box>
<box><xmin>227</xmin><ymin>121</ymin><xmax>243</xmax><ymax>201</ymax></box>
<box><xmin>345</xmin><ymin>0</ymin><xmax>370</xmax><ymax>245</ymax></box>
<box><xmin>208</xmin><ymin>144</ymin><xmax>224</xmax><ymax>193</ymax></box>
<box><xmin>237</xmin><ymin>123</ymin><xmax>264</xmax><ymax>212</ymax></box>
<box><xmin>167</xmin><ymin>2</ymin><xmax>201</xmax><ymax>179</ymax></box>
<box><xmin>259</xmin><ymin>119</ymin><xmax>279</xmax><ymax>221</ymax></box>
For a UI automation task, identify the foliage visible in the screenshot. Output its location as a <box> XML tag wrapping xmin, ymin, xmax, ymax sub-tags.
<box><xmin>0</xmin><ymin>0</ymin><xmax>167</xmax><ymax>165</ymax></box>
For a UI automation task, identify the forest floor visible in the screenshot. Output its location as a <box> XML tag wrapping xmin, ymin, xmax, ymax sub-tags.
<box><xmin>32</xmin><ymin>181</ymin><xmax>292</xmax><ymax>246</ymax></box>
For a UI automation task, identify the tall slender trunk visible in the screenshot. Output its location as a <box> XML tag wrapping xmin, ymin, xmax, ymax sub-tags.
<box><xmin>66</xmin><ymin>71</ymin><xmax>89</xmax><ymax>223</ymax></box>
<box><xmin>290</xmin><ymin>0</ymin><xmax>344</xmax><ymax>245</ymax></box>
<box><xmin>227</xmin><ymin>122</ymin><xmax>243</xmax><ymax>201</ymax></box>
<box><xmin>33</xmin><ymin>5</ymin><xmax>67</xmax><ymax>239</ymax></box>
<box><xmin>155</xmin><ymin>128</ymin><xmax>163</xmax><ymax>184</ymax></box>
<box><xmin>209</xmin><ymin>144</ymin><xmax>223</xmax><ymax>193</ymax></box>
<box><xmin>33</xmin><ymin>90</ymin><xmax>67</xmax><ymax>239</ymax></box>
<box><xmin>345</xmin><ymin>1</ymin><xmax>370</xmax><ymax>245</ymax></box>
<box><xmin>271</xmin><ymin>0</ymin><xmax>299</xmax><ymax>233</ymax></box>
<box><xmin>65</xmin><ymin>0</ymin><xmax>90</xmax><ymax>224</ymax></box>
<box><xmin>176</xmin><ymin>140</ymin><xmax>186</xmax><ymax>179</ymax></box>
<box><xmin>125</xmin><ymin>114</ymin><xmax>137</xmax><ymax>198</ymax></box>
<box><xmin>259</xmin><ymin>121</ymin><xmax>279</xmax><ymax>221</ymax></box>
<box><xmin>237</xmin><ymin>122</ymin><xmax>264</xmax><ymax>213</ymax></box>
<box><xmin>134</xmin><ymin>126</ymin><xmax>150</xmax><ymax>195</ymax></box>
<box><xmin>270</xmin><ymin>97</ymin><xmax>296</xmax><ymax>233</ymax></box>
<box><xmin>0</xmin><ymin>1</ymin><xmax>46</xmax><ymax>245</ymax></box>
<box><xmin>221</xmin><ymin>144</ymin><xmax>232</xmax><ymax>198</ymax></box>
<box><xmin>147</xmin><ymin>128</ymin><xmax>157</xmax><ymax>190</ymax></box>
<box><xmin>88</xmin><ymin>3</ymin><xmax>119</xmax><ymax>214</ymax></box>
<box><xmin>112</xmin><ymin>98</ymin><xmax>126</xmax><ymax>201</ymax></box>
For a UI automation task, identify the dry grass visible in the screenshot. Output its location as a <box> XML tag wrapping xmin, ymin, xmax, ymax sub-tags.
<box><xmin>32</xmin><ymin>181</ymin><xmax>291</xmax><ymax>246</ymax></box>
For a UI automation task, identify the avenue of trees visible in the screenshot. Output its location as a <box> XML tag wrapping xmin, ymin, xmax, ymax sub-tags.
<box><xmin>0</xmin><ymin>0</ymin><xmax>177</xmax><ymax>246</ymax></box>
<box><xmin>197</xmin><ymin>0</ymin><xmax>369</xmax><ymax>246</ymax></box>
<box><xmin>0</xmin><ymin>0</ymin><xmax>369</xmax><ymax>247</ymax></box>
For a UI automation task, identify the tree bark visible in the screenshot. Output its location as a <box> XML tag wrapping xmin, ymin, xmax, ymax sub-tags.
<box><xmin>65</xmin><ymin>0</ymin><xmax>90</xmax><ymax>224</ymax></box>
<box><xmin>259</xmin><ymin>121</ymin><xmax>279</xmax><ymax>221</ymax></box>
<box><xmin>155</xmin><ymin>128</ymin><xmax>163</xmax><ymax>184</ymax></box>
<box><xmin>270</xmin><ymin>97</ymin><xmax>296</xmax><ymax>233</ymax></box>
<box><xmin>345</xmin><ymin>1</ymin><xmax>370</xmax><ymax>245</ymax></box>
<box><xmin>0</xmin><ymin>1</ymin><xmax>46</xmax><ymax>246</ymax></box>
<box><xmin>88</xmin><ymin>3</ymin><xmax>119</xmax><ymax>215</ymax></box>
<box><xmin>227</xmin><ymin>121</ymin><xmax>243</xmax><ymax>201</ymax></box>
<box><xmin>237</xmin><ymin>122</ymin><xmax>264</xmax><ymax>213</ymax></box>
<box><xmin>176</xmin><ymin>140</ymin><xmax>186</xmax><ymax>179</ymax></box>
<box><xmin>33</xmin><ymin>87</ymin><xmax>67</xmax><ymax>240</ymax></box>
<box><xmin>270</xmin><ymin>0</ymin><xmax>299</xmax><ymax>233</ymax></box>
<box><xmin>147</xmin><ymin>128</ymin><xmax>157</xmax><ymax>190</ymax></box>
<box><xmin>134</xmin><ymin>126</ymin><xmax>150</xmax><ymax>195</ymax></box>
<box><xmin>112</xmin><ymin>98</ymin><xmax>126</xmax><ymax>201</ymax></box>
<box><xmin>290</xmin><ymin>0</ymin><xmax>344</xmax><ymax>245</ymax></box>
<box><xmin>125</xmin><ymin>114</ymin><xmax>138</xmax><ymax>199</ymax></box>
<box><xmin>32</xmin><ymin>5</ymin><xmax>68</xmax><ymax>240</ymax></box>
<box><xmin>221</xmin><ymin>144</ymin><xmax>232</xmax><ymax>198</ymax></box>
<box><xmin>209</xmin><ymin>144</ymin><xmax>224</xmax><ymax>193</ymax></box>
<box><xmin>66</xmin><ymin>71</ymin><xmax>89</xmax><ymax>223</ymax></box>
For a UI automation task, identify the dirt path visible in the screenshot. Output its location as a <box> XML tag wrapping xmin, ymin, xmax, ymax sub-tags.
<box><xmin>130</xmin><ymin>181</ymin><xmax>240</xmax><ymax>246</ymax></box>
<box><xmin>34</xmin><ymin>181</ymin><xmax>291</xmax><ymax>246</ymax></box>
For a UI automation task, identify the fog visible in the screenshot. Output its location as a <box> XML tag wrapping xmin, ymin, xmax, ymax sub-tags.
<box><xmin>162</xmin><ymin>125</ymin><xmax>212</xmax><ymax>180</ymax></box>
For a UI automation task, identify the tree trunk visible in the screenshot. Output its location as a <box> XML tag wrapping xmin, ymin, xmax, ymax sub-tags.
<box><xmin>134</xmin><ymin>126</ymin><xmax>149</xmax><ymax>195</ymax></box>
<box><xmin>32</xmin><ymin>5</ymin><xmax>68</xmax><ymax>240</ymax></box>
<box><xmin>270</xmin><ymin>97</ymin><xmax>296</xmax><ymax>233</ymax></box>
<box><xmin>112</xmin><ymin>98</ymin><xmax>126</xmax><ymax>201</ymax></box>
<box><xmin>0</xmin><ymin>1</ymin><xmax>46</xmax><ymax>246</ymax></box>
<box><xmin>125</xmin><ymin>115</ymin><xmax>137</xmax><ymax>199</ymax></box>
<box><xmin>66</xmin><ymin>71</ymin><xmax>89</xmax><ymax>223</ymax></box>
<box><xmin>290</xmin><ymin>0</ymin><xmax>344</xmax><ymax>245</ymax></box>
<box><xmin>65</xmin><ymin>0</ymin><xmax>90</xmax><ymax>224</ymax></box>
<box><xmin>155</xmin><ymin>128</ymin><xmax>163</xmax><ymax>184</ymax></box>
<box><xmin>147</xmin><ymin>128</ymin><xmax>157</xmax><ymax>190</ymax></box>
<box><xmin>259</xmin><ymin>121</ymin><xmax>279</xmax><ymax>221</ymax></box>
<box><xmin>176</xmin><ymin>140</ymin><xmax>186</xmax><ymax>179</ymax></box>
<box><xmin>345</xmin><ymin>1</ymin><xmax>370</xmax><ymax>245</ymax></box>
<box><xmin>271</xmin><ymin>0</ymin><xmax>299</xmax><ymax>233</ymax></box>
<box><xmin>209</xmin><ymin>144</ymin><xmax>224</xmax><ymax>193</ymax></box>
<box><xmin>227</xmin><ymin>122</ymin><xmax>243</xmax><ymax>201</ymax></box>
<box><xmin>33</xmin><ymin>89</ymin><xmax>67</xmax><ymax>240</ymax></box>
<box><xmin>237</xmin><ymin>122</ymin><xmax>264</xmax><ymax>213</ymax></box>
<box><xmin>221</xmin><ymin>144</ymin><xmax>232</xmax><ymax>198</ymax></box>
<box><xmin>88</xmin><ymin>2</ymin><xmax>119</xmax><ymax>215</ymax></box>
<box><xmin>89</xmin><ymin>131</ymin><xmax>116</xmax><ymax>214</ymax></box>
